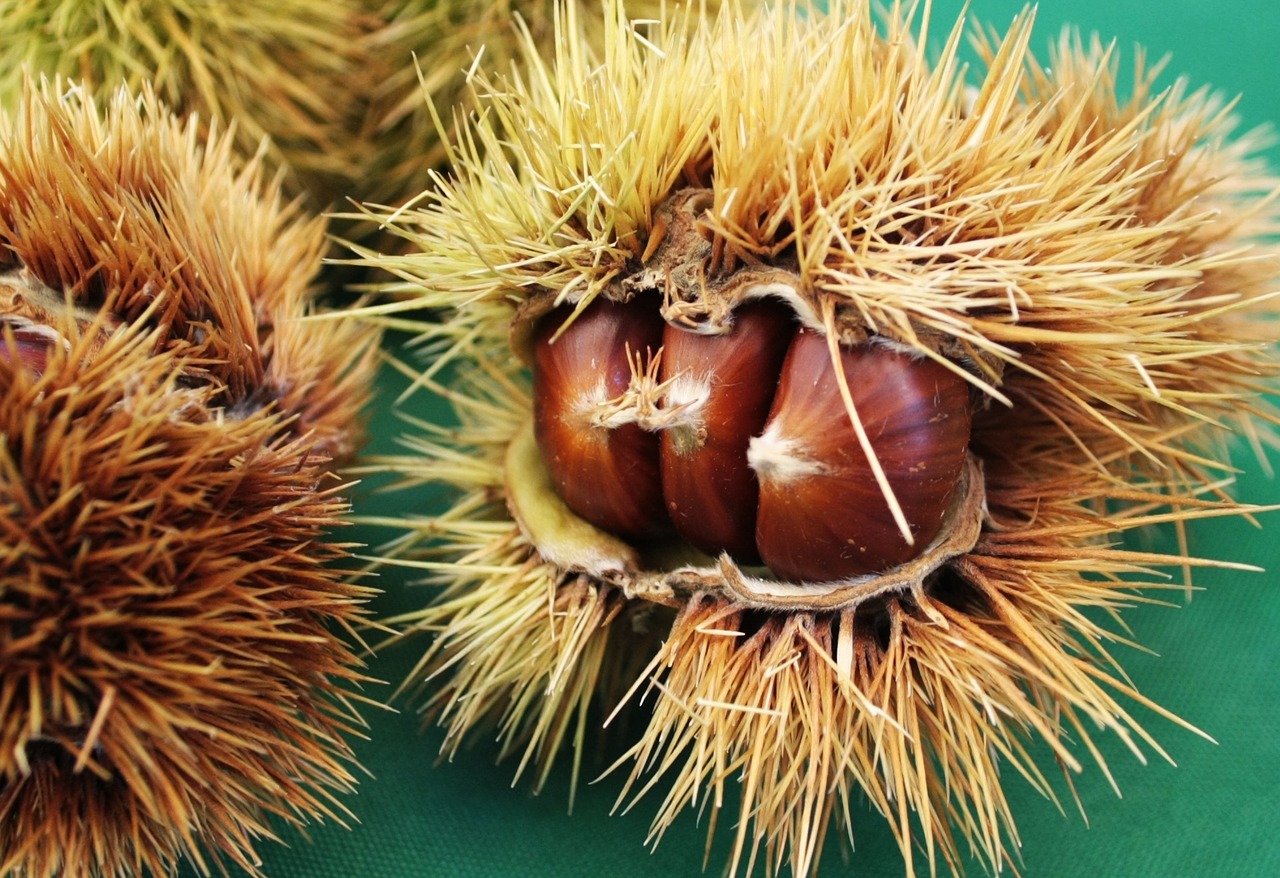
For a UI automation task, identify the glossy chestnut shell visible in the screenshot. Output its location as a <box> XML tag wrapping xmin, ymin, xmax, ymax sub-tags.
<box><xmin>530</xmin><ymin>296</ymin><xmax>973</xmax><ymax>582</ymax></box>
<box><xmin>0</xmin><ymin>328</ymin><xmax>53</xmax><ymax>374</ymax></box>
<box><xmin>659</xmin><ymin>300</ymin><xmax>795</xmax><ymax>561</ymax></box>
<box><xmin>532</xmin><ymin>297</ymin><xmax>668</xmax><ymax>539</ymax></box>
<box><xmin>751</xmin><ymin>329</ymin><xmax>972</xmax><ymax>581</ymax></box>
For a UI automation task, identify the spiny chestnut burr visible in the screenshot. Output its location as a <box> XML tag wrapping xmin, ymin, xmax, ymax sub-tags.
<box><xmin>1</xmin><ymin>78</ymin><xmax>377</xmax><ymax>878</ymax></box>
<box><xmin>0</xmin><ymin>0</ymin><xmax>376</xmax><ymax>211</ymax></box>
<box><xmin>361</xmin><ymin>1</ymin><xmax>1280</xmax><ymax>876</ymax></box>
<box><xmin>531</xmin><ymin>297</ymin><xmax>974</xmax><ymax>581</ymax></box>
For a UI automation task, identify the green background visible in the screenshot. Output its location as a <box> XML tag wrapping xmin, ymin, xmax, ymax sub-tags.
<box><xmin>216</xmin><ymin>3</ymin><xmax>1280</xmax><ymax>877</ymax></box>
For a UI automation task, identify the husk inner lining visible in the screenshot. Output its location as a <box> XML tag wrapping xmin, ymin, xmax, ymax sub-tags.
<box><xmin>504</xmin><ymin>420</ymin><xmax>986</xmax><ymax>612</ymax></box>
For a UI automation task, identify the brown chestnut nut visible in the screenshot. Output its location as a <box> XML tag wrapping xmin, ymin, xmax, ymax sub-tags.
<box><xmin>0</xmin><ymin>325</ymin><xmax>55</xmax><ymax>375</ymax></box>
<box><xmin>530</xmin><ymin>299</ymin><xmax>974</xmax><ymax>582</ymax></box>
<box><xmin>750</xmin><ymin>330</ymin><xmax>972</xmax><ymax>582</ymax></box>
<box><xmin>532</xmin><ymin>297</ymin><xmax>668</xmax><ymax>539</ymax></box>
<box><xmin>659</xmin><ymin>301</ymin><xmax>794</xmax><ymax>560</ymax></box>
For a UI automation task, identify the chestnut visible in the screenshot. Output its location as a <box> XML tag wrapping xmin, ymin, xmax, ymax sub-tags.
<box><xmin>659</xmin><ymin>300</ymin><xmax>794</xmax><ymax>560</ymax></box>
<box><xmin>750</xmin><ymin>330</ymin><xmax>973</xmax><ymax>582</ymax></box>
<box><xmin>1</xmin><ymin>326</ymin><xmax>53</xmax><ymax>375</ymax></box>
<box><xmin>532</xmin><ymin>296</ymin><xmax>668</xmax><ymax>539</ymax></box>
<box><xmin>530</xmin><ymin>298</ymin><xmax>973</xmax><ymax>582</ymax></box>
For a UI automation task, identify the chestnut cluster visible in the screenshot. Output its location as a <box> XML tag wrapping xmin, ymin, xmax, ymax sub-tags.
<box><xmin>532</xmin><ymin>296</ymin><xmax>974</xmax><ymax>583</ymax></box>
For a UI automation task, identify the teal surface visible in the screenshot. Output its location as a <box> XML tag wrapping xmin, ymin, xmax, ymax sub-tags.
<box><xmin>212</xmin><ymin>3</ymin><xmax>1280</xmax><ymax>877</ymax></box>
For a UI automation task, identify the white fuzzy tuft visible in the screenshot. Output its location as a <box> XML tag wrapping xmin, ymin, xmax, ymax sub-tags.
<box><xmin>747</xmin><ymin>421</ymin><xmax>827</xmax><ymax>483</ymax></box>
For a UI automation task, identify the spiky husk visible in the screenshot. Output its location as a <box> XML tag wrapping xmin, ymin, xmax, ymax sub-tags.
<box><xmin>361</xmin><ymin>1</ymin><xmax>1280</xmax><ymax>875</ymax></box>
<box><xmin>354</xmin><ymin>0</ymin><xmax>724</xmax><ymax>251</ymax></box>
<box><xmin>0</xmin><ymin>79</ymin><xmax>379</xmax><ymax>878</ymax></box>
<box><xmin>0</xmin><ymin>1</ymin><xmax>726</xmax><ymax>253</ymax></box>
<box><xmin>0</xmin><ymin>0</ymin><xmax>376</xmax><ymax>208</ymax></box>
